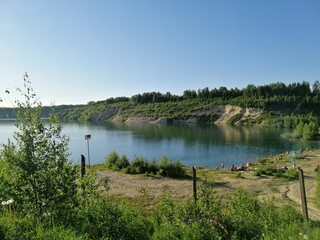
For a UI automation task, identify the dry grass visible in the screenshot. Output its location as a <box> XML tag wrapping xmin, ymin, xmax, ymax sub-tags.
<box><xmin>96</xmin><ymin>149</ymin><xmax>320</xmax><ymax>220</ymax></box>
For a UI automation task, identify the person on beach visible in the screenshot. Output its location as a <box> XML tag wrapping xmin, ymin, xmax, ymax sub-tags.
<box><xmin>292</xmin><ymin>159</ymin><xmax>296</xmax><ymax>169</ymax></box>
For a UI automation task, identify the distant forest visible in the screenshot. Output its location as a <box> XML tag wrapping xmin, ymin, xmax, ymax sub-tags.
<box><xmin>95</xmin><ymin>81</ymin><xmax>319</xmax><ymax>105</ymax></box>
<box><xmin>88</xmin><ymin>81</ymin><xmax>320</xmax><ymax>116</ymax></box>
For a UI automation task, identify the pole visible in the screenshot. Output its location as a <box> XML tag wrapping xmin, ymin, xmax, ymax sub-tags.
<box><xmin>192</xmin><ymin>166</ymin><xmax>197</xmax><ymax>203</ymax></box>
<box><xmin>298</xmin><ymin>167</ymin><xmax>309</xmax><ymax>222</ymax></box>
<box><xmin>84</xmin><ymin>134</ymin><xmax>91</xmax><ymax>167</ymax></box>
<box><xmin>87</xmin><ymin>139</ymin><xmax>90</xmax><ymax>167</ymax></box>
<box><xmin>80</xmin><ymin>155</ymin><xmax>86</xmax><ymax>178</ymax></box>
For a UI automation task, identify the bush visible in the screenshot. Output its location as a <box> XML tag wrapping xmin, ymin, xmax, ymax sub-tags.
<box><xmin>127</xmin><ymin>156</ymin><xmax>149</xmax><ymax>174</ymax></box>
<box><xmin>115</xmin><ymin>154</ymin><xmax>130</xmax><ymax>170</ymax></box>
<box><xmin>104</xmin><ymin>151</ymin><xmax>119</xmax><ymax>169</ymax></box>
<box><xmin>282</xmin><ymin>169</ymin><xmax>299</xmax><ymax>180</ymax></box>
<box><xmin>146</xmin><ymin>159</ymin><xmax>159</xmax><ymax>175</ymax></box>
<box><xmin>254</xmin><ymin>167</ymin><xmax>298</xmax><ymax>180</ymax></box>
<box><xmin>159</xmin><ymin>156</ymin><xmax>185</xmax><ymax>178</ymax></box>
<box><xmin>0</xmin><ymin>76</ymin><xmax>78</xmax><ymax>223</ymax></box>
<box><xmin>225</xmin><ymin>188</ymin><xmax>262</xmax><ymax>239</ymax></box>
<box><xmin>257</xmin><ymin>158</ymin><xmax>268</xmax><ymax>164</ymax></box>
<box><xmin>75</xmin><ymin>200</ymin><xmax>152</xmax><ymax>240</ymax></box>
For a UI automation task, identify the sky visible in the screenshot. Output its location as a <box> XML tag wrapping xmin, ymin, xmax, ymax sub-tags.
<box><xmin>0</xmin><ymin>0</ymin><xmax>319</xmax><ymax>107</ymax></box>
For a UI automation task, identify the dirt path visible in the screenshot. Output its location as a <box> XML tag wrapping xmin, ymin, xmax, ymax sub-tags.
<box><xmin>97</xmin><ymin>150</ymin><xmax>320</xmax><ymax>220</ymax></box>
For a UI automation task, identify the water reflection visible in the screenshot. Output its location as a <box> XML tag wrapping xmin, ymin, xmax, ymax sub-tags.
<box><xmin>1</xmin><ymin>120</ymin><xmax>319</xmax><ymax>168</ymax></box>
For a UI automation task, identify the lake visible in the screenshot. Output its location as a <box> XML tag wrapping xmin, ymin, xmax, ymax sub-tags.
<box><xmin>0</xmin><ymin>120</ymin><xmax>318</xmax><ymax>168</ymax></box>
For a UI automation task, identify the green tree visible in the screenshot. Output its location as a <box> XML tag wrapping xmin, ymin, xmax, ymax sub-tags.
<box><xmin>0</xmin><ymin>74</ymin><xmax>78</xmax><ymax>221</ymax></box>
<box><xmin>303</xmin><ymin>121</ymin><xmax>319</xmax><ymax>140</ymax></box>
<box><xmin>292</xmin><ymin>121</ymin><xmax>304</xmax><ymax>138</ymax></box>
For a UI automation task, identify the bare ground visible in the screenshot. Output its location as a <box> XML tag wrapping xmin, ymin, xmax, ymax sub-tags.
<box><xmin>96</xmin><ymin>150</ymin><xmax>320</xmax><ymax>220</ymax></box>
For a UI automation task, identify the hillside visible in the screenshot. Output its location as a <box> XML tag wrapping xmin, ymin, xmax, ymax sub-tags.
<box><xmin>54</xmin><ymin>81</ymin><xmax>320</xmax><ymax>126</ymax></box>
<box><xmin>2</xmin><ymin>81</ymin><xmax>320</xmax><ymax>129</ymax></box>
<box><xmin>85</xmin><ymin>104</ymin><xmax>262</xmax><ymax>125</ymax></box>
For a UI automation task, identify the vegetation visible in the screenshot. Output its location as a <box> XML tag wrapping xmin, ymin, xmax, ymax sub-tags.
<box><xmin>151</xmin><ymin>183</ymin><xmax>319</xmax><ymax>240</ymax></box>
<box><xmin>254</xmin><ymin>167</ymin><xmax>299</xmax><ymax>180</ymax></box>
<box><xmin>0</xmin><ymin>76</ymin><xmax>78</xmax><ymax>222</ymax></box>
<box><xmin>104</xmin><ymin>151</ymin><xmax>186</xmax><ymax>178</ymax></box>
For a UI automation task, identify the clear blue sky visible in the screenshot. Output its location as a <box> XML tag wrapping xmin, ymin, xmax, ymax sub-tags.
<box><xmin>0</xmin><ymin>0</ymin><xmax>319</xmax><ymax>106</ymax></box>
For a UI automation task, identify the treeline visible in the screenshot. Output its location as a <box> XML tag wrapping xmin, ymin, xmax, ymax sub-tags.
<box><xmin>129</xmin><ymin>81</ymin><xmax>319</xmax><ymax>104</ymax></box>
<box><xmin>90</xmin><ymin>81</ymin><xmax>320</xmax><ymax>106</ymax></box>
<box><xmin>91</xmin><ymin>81</ymin><xmax>320</xmax><ymax>115</ymax></box>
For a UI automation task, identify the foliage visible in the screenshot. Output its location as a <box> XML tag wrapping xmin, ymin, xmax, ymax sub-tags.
<box><xmin>0</xmin><ymin>169</ymin><xmax>317</xmax><ymax>240</ymax></box>
<box><xmin>0</xmin><ymin>215</ymin><xmax>86</xmax><ymax>240</ymax></box>
<box><xmin>158</xmin><ymin>155</ymin><xmax>185</xmax><ymax>178</ymax></box>
<box><xmin>104</xmin><ymin>151</ymin><xmax>130</xmax><ymax>170</ymax></box>
<box><xmin>303</xmin><ymin>121</ymin><xmax>319</xmax><ymax>140</ymax></box>
<box><xmin>78</xmin><ymin>168</ymin><xmax>101</xmax><ymax>202</ymax></box>
<box><xmin>115</xmin><ymin>154</ymin><xmax>130</xmax><ymax>170</ymax></box>
<box><xmin>104</xmin><ymin>152</ymin><xmax>186</xmax><ymax>178</ymax></box>
<box><xmin>104</xmin><ymin>150</ymin><xmax>119</xmax><ymax>169</ymax></box>
<box><xmin>0</xmin><ymin>75</ymin><xmax>78</xmax><ymax>223</ymax></box>
<box><xmin>257</xmin><ymin>157</ymin><xmax>268</xmax><ymax>164</ymax></box>
<box><xmin>152</xmin><ymin>181</ymin><xmax>307</xmax><ymax>240</ymax></box>
<box><xmin>128</xmin><ymin>156</ymin><xmax>149</xmax><ymax>174</ymax></box>
<box><xmin>225</xmin><ymin>188</ymin><xmax>262</xmax><ymax>239</ymax></box>
<box><xmin>254</xmin><ymin>167</ymin><xmax>298</xmax><ymax>180</ymax></box>
<box><xmin>74</xmin><ymin>199</ymin><xmax>152</xmax><ymax>240</ymax></box>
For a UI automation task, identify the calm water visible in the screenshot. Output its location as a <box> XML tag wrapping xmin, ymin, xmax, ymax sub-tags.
<box><xmin>0</xmin><ymin>120</ymin><xmax>318</xmax><ymax>168</ymax></box>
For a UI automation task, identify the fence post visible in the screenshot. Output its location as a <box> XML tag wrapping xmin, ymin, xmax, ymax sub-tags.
<box><xmin>192</xmin><ymin>166</ymin><xmax>197</xmax><ymax>203</ymax></box>
<box><xmin>80</xmin><ymin>155</ymin><xmax>86</xmax><ymax>178</ymax></box>
<box><xmin>298</xmin><ymin>167</ymin><xmax>308</xmax><ymax>222</ymax></box>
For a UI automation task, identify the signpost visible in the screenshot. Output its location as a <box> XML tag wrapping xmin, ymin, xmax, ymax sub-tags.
<box><xmin>85</xmin><ymin>134</ymin><xmax>91</xmax><ymax>167</ymax></box>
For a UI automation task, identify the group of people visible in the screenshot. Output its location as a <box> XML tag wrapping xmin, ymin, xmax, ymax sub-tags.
<box><xmin>216</xmin><ymin>162</ymin><xmax>245</xmax><ymax>171</ymax></box>
<box><xmin>231</xmin><ymin>164</ymin><xmax>245</xmax><ymax>171</ymax></box>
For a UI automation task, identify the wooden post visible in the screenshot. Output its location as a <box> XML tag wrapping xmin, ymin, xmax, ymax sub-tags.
<box><xmin>298</xmin><ymin>167</ymin><xmax>308</xmax><ymax>222</ymax></box>
<box><xmin>80</xmin><ymin>155</ymin><xmax>86</xmax><ymax>178</ymax></box>
<box><xmin>192</xmin><ymin>166</ymin><xmax>197</xmax><ymax>203</ymax></box>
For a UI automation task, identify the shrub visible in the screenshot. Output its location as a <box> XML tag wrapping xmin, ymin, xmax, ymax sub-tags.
<box><xmin>104</xmin><ymin>151</ymin><xmax>119</xmax><ymax>169</ymax></box>
<box><xmin>152</xmin><ymin>191</ymin><xmax>184</xmax><ymax>239</ymax></box>
<box><xmin>146</xmin><ymin>159</ymin><xmax>159</xmax><ymax>175</ymax></box>
<box><xmin>115</xmin><ymin>154</ymin><xmax>130</xmax><ymax>170</ymax></box>
<box><xmin>259</xmin><ymin>202</ymin><xmax>303</xmax><ymax>238</ymax></box>
<box><xmin>0</xmin><ymin>75</ymin><xmax>78</xmax><ymax>223</ymax></box>
<box><xmin>257</xmin><ymin>158</ymin><xmax>268</xmax><ymax>164</ymax></box>
<box><xmin>282</xmin><ymin>169</ymin><xmax>298</xmax><ymax>180</ymax></box>
<box><xmin>303</xmin><ymin>121</ymin><xmax>319</xmax><ymax>140</ymax></box>
<box><xmin>75</xmin><ymin>200</ymin><xmax>152</xmax><ymax>240</ymax></box>
<box><xmin>127</xmin><ymin>156</ymin><xmax>149</xmax><ymax>174</ymax></box>
<box><xmin>225</xmin><ymin>188</ymin><xmax>262</xmax><ymax>239</ymax></box>
<box><xmin>159</xmin><ymin>155</ymin><xmax>185</xmax><ymax>178</ymax></box>
<box><xmin>254</xmin><ymin>167</ymin><xmax>298</xmax><ymax>180</ymax></box>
